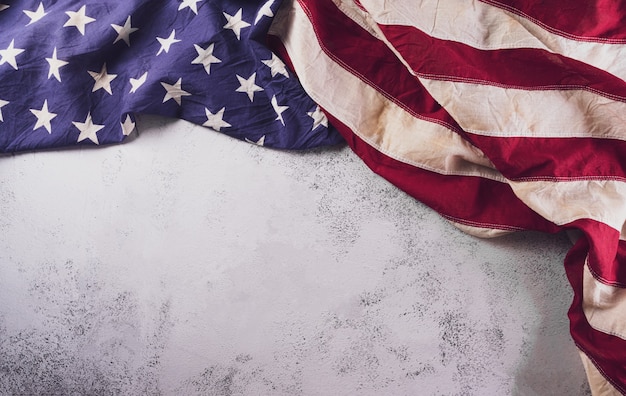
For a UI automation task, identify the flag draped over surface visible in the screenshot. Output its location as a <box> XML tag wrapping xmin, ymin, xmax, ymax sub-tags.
<box><xmin>0</xmin><ymin>0</ymin><xmax>343</xmax><ymax>151</ymax></box>
<box><xmin>2</xmin><ymin>0</ymin><xmax>626</xmax><ymax>393</ymax></box>
<box><xmin>267</xmin><ymin>0</ymin><xmax>626</xmax><ymax>393</ymax></box>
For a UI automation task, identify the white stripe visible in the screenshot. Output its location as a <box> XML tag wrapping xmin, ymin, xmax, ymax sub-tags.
<box><xmin>270</xmin><ymin>0</ymin><xmax>505</xmax><ymax>182</ymax></box>
<box><xmin>579</xmin><ymin>351</ymin><xmax>623</xmax><ymax>396</ymax></box>
<box><xmin>419</xmin><ymin>79</ymin><xmax>626</xmax><ymax>140</ymax></box>
<box><xmin>358</xmin><ymin>0</ymin><xmax>626</xmax><ymax>82</ymax></box>
<box><xmin>508</xmin><ymin>179</ymin><xmax>626</xmax><ymax>233</ymax></box>
<box><xmin>359</xmin><ymin>0</ymin><xmax>547</xmax><ymax>50</ymax></box>
<box><xmin>583</xmin><ymin>261</ymin><xmax>626</xmax><ymax>341</ymax></box>
<box><xmin>447</xmin><ymin>220</ymin><xmax>516</xmax><ymax>238</ymax></box>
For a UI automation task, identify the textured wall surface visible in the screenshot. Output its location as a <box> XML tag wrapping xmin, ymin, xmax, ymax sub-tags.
<box><xmin>0</xmin><ymin>116</ymin><xmax>590</xmax><ymax>395</ymax></box>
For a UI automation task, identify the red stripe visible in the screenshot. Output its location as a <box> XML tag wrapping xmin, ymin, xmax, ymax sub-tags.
<box><xmin>353</xmin><ymin>0</ymin><xmax>366</xmax><ymax>11</ymax></box>
<box><xmin>565</xmin><ymin>238</ymin><xmax>626</xmax><ymax>394</ymax></box>
<box><xmin>567</xmin><ymin>219</ymin><xmax>626</xmax><ymax>287</ymax></box>
<box><xmin>617</xmin><ymin>241</ymin><xmax>626</xmax><ymax>287</ymax></box>
<box><xmin>328</xmin><ymin>112</ymin><xmax>560</xmax><ymax>233</ymax></box>
<box><xmin>482</xmin><ymin>0</ymin><xmax>626</xmax><ymax>42</ymax></box>
<box><xmin>378</xmin><ymin>24</ymin><xmax>626</xmax><ymax>100</ymax></box>
<box><xmin>296</xmin><ymin>0</ymin><xmax>463</xmax><ymax>132</ymax></box>
<box><xmin>468</xmin><ymin>135</ymin><xmax>626</xmax><ymax>181</ymax></box>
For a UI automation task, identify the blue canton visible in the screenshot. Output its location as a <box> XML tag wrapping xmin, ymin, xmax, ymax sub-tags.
<box><xmin>0</xmin><ymin>0</ymin><xmax>343</xmax><ymax>152</ymax></box>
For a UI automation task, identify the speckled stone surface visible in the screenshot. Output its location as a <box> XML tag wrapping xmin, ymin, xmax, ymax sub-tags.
<box><xmin>0</xmin><ymin>116</ymin><xmax>591</xmax><ymax>395</ymax></box>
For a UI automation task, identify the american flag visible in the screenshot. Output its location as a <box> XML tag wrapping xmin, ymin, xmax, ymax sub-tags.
<box><xmin>268</xmin><ymin>0</ymin><xmax>626</xmax><ymax>393</ymax></box>
<box><xmin>0</xmin><ymin>0</ymin><xmax>343</xmax><ymax>152</ymax></box>
<box><xmin>3</xmin><ymin>0</ymin><xmax>626</xmax><ymax>393</ymax></box>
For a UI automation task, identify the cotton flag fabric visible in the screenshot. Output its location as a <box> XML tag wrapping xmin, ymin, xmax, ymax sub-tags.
<box><xmin>268</xmin><ymin>0</ymin><xmax>626</xmax><ymax>393</ymax></box>
<box><xmin>0</xmin><ymin>0</ymin><xmax>343</xmax><ymax>152</ymax></box>
<box><xmin>3</xmin><ymin>0</ymin><xmax>626</xmax><ymax>394</ymax></box>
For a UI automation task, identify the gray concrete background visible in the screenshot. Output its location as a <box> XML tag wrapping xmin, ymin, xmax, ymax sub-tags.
<box><xmin>0</xmin><ymin>115</ymin><xmax>590</xmax><ymax>395</ymax></box>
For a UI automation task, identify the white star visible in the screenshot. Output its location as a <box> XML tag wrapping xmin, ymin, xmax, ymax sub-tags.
<box><xmin>121</xmin><ymin>114</ymin><xmax>135</xmax><ymax>136</ymax></box>
<box><xmin>235</xmin><ymin>73</ymin><xmax>263</xmax><ymax>102</ymax></box>
<box><xmin>64</xmin><ymin>5</ymin><xmax>96</xmax><ymax>35</ymax></box>
<box><xmin>23</xmin><ymin>2</ymin><xmax>47</xmax><ymax>25</ymax></box>
<box><xmin>30</xmin><ymin>100</ymin><xmax>57</xmax><ymax>134</ymax></box>
<box><xmin>129</xmin><ymin>72</ymin><xmax>148</xmax><ymax>93</ymax></box>
<box><xmin>223</xmin><ymin>9</ymin><xmax>250</xmax><ymax>40</ymax></box>
<box><xmin>111</xmin><ymin>16</ymin><xmax>138</xmax><ymax>47</ymax></box>
<box><xmin>245</xmin><ymin>135</ymin><xmax>265</xmax><ymax>146</ymax></box>
<box><xmin>88</xmin><ymin>64</ymin><xmax>118</xmax><ymax>95</ymax></box>
<box><xmin>0</xmin><ymin>4</ymin><xmax>9</xmax><ymax>12</ymax></box>
<box><xmin>0</xmin><ymin>99</ymin><xmax>8</xmax><ymax>122</ymax></box>
<box><xmin>0</xmin><ymin>40</ymin><xmax>25</xmax><ymax>70</ymax></box>
<box><xmin>262</xmin><ymin>53</ymin><xmax>289</xmax><ymax>78</ymax></box>
<box><xmin>46</xmin><ymin>48</ymin><xmax>69</xmax><ymax>82</ymax></box>
<box><xmin>73</xmin><ymin>112</ymin><xmax>104</xmax><ymax>144</ymax></box>
<box><xmin>161</xmin><ymin>78</ymin><xmax>191</xmax><ymax>106</ymax></box>
<box><xmin>255</xmin><ymin>0</ymin><xmax>274</xmax><ymax>24</ymax></box>
<box><xmin>271</xmin><ymin>95</ymin><xmax>288</xmax><ymax>125</ymax></box>
<box><xmin>308</xmin><ymin>106</ymin><xmax>328</xmax><ymax>131</ymax></box>
<box><xmin>192</xmin><ymin>43</ymin><xmax>221</xmax><ymax>75</ymax></box>
<box><xmin>156</xmin><ymin>30</ymin><xmax>181</xmax><ymax>55</ymax></box>
<box><xmin>178</xmin><ymin>0</ymin><xmax>202</xmax><ymax>14</ymax></box>
<box><xmin>203</xmin><ymin>107</ymin><xmax>231</xmax><ymax>132</ymax></box>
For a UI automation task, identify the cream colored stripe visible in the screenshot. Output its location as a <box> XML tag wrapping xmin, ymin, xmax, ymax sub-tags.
<box><xmin>359</xmin><ymin>0</ymin><xmax>626</xmax><ymax>82</ymax></box>
<box><xmin>270</xmin><ymin>0</ymin><xmax>505</xmax><ymax>182</ymax></box>
<box><xmin>579</xmin><ymin>350</ymin><xmax>624</xmax><ymax>396</ymax></box>
<box><xmin>509</xmin><ymin>179</ymin><xmax>626</xmax><ymax>233</ymax></box>
<box><xmin>419</xmin><ymin>79</ymin><xmax>626</xmax><ymax>140</ymax></box>
<box><xmin>447</xmin><ymin>220</ymin><xmax>516</xmax><ymax>239</ymax></box>
<box><xmin>583</xmin><ymin>261</ymin><xmax>626</xmax><ymax>341</ymax></box>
